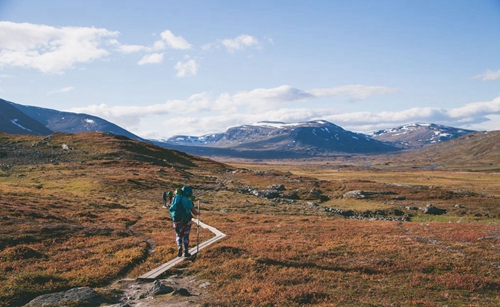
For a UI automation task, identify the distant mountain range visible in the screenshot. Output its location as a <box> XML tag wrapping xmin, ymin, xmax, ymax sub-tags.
<box><xmin>159</xmin><ymin>121</ymin><xmax>399</xmax><ymax>156</ymax></box>
<box><xmin>1</xmin><ymin>98</ymin><xmax>481</xmax><ymax>158</ymax></box>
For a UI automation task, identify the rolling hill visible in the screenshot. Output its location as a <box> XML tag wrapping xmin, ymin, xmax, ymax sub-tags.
<box><xmin>381</xmin><ymin>130</ymin><xmax>500</xmax><ymax>170</ymax></box>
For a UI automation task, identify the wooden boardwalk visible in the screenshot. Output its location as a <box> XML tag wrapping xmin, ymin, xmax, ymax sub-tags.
<box><xmin>137</xmin><ymin>218</ymin><xmax>226</xmax><ymax>280</ymax></box>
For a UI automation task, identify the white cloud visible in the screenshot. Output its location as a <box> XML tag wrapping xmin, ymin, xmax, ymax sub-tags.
<box><xmin>221</xmin><ymin>34</ymin><xmax>260</xmax><ymax>53</ymax></box>
<box><xmin>472</xmin><ymin>69</ymin><xmax>500</xmax><ymax>81</ymax></box>
<box><xmin>174</xmin><ymin>58</ymin><xmax>198</xmax><ymax>77</ymax></box>
<box><xmin>308</xmin><ymin>85</ymin><xmax>401</xmax><ymax>101</ymax></box>
<box><xmin>225</xmin><ymin>85</ymin><xmax>312</xmax><ymax>111</ymax></box>
<box><xmin>118</xmin><ymin>44</ymin><xmax>148</xmax><ymax>54</ymax></box>
<box><xmin>160</xmin><ymin>30</ymin><xmax>192</xmax><ymax>50</ymax></box>
<box><xmin>47</xmin><ymin>86</ymin><xmax>74</xmax><ymax>95</ymax></box>
<box><xmin>448</xmin><ymin>96</ymin><xmax>500</xmax><ymax>118</ymax></box>
<box><xmin>138</xmin><ymin>53</ymin><xmax>164</xmax><ymax>65</ymax></box>
<box><xmin>114</xmin><ymin>29</ymin><xmax>191</xmax><ymax>54</ymax></box>
<box><xmin>219</xmin><ymin>84</ymin><xmax>398</xmax><ymax>110</ymax></box>
<box><xmin>0</xmin><ymin>21</ymin><xmax>118</xmax><ymax>74</ymax></box>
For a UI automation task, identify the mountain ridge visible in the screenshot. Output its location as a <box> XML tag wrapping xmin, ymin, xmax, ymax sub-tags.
<box><xmin>3</xmin><ymin>98</ymin><xmax>144</xmax><ymax>141</ymax></box>
<box><xmin>160</xmin><ymin>120</ymin><xmax>479</xmax><ymax>157</ymax></box>
<box><xmin>0</xmin><ymin>98</ymin><xmax>484</xmax><ymax>159</ymax></box>
<box><xmin>0</xmin><ymin>99</ymin><xmax>53</xmax><ymax>136</ymax></box>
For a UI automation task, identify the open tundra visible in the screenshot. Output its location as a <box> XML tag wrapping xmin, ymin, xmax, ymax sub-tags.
<box><xmin>0</xmin><ymin>132</ymin><xmax>499</xmax><ymax>306</ymax></box>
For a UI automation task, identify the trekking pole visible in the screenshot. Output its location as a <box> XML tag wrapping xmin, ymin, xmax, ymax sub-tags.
<box><xmin>197</xmin><ymin>200</ymin><xmax>200</xmax><ymax>255</ymax></box>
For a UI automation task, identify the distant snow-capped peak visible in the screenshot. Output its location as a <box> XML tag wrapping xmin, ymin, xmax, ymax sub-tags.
<box><xmin>371</xmin><ymin>122</ymin><xmax>475</xmax><ymax>148</ymax></box>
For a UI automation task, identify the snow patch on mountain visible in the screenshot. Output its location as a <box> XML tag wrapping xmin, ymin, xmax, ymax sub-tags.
<box><xmin>11</xmin><ymin>119</ymin><xmax>33</xmax><ymax>132</ymax></box>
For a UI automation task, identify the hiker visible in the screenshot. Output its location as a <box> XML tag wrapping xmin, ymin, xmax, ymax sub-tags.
<box><xmin>162</xmin><ymin>191</ymin><xmax>167</xmax><ymax>208</ymax></box>
<box><xmin>162</xmin><ymin>191</ymin><xmax>174</xmax><ymax>208</ymax></box>
<box><xmin>169</xmin><ymin>186</ymin><xmax>199</xmax><ymax>257</ymax></box>
<box><xmin>167</xmin><ymin>191</ymin><xmax>173</xmax><ymax>206</ymax></box>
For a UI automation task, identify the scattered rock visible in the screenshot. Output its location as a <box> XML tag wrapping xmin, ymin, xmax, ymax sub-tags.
<box><xmin>309</xmin><ymin>189</ymin><xmax>322</xmax><ymax>199</ymax></box>
<box><xmin>343</xmin><ymin>190</ymin><xmax>396</xmax><ymax>199</ymax></box>
<box><xmin>405</xmin><ymin>206</ymin><xmax>419</xmax><ymax>210</ymax></box>
<box><xmin>252</xmin><ymin>190</ymin><xmax>280</xmax><ymax>199</ymax></box>
<box><xmin>138</xmin><ymin>280</ymin><xmax>174</xmax><ymax>299</ymax></box>
<box><xmin>423</xmin><ymin>204</ymin><xmax>447</xmax><ymax>215</ymax></box>
<box><xmin>267</xmin><ymin>184</ymin><xmax>286</xmax><ymax>191</ymax></box>
<box><xmin>199</xmin><ymin>282</ymin><xmax>211</xmax><ymax>289</ymax></box>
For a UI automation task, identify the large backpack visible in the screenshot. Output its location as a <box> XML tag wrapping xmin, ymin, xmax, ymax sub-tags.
<box><xmin>181</xmin><ymin>186</ymin><xmax>192</xmax><ymax>197</ymax></box>
<box><xmin>169</xmin><ymin>194</ymin><xmax>190</xmax><ymax>223</ymax></box>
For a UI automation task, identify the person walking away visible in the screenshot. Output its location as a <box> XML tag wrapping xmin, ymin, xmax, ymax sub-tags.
<box><xmin>162</xmin><ymin>191</ymin><xmax>167</xmax><ymax>208</ymax></box>
<box><xmin>169</xmin><ymin>186</ymin><xmax>199</xmax><ymax>257</ymax></box>
<box><xmin>167</xmin><ymin>191</ymin><xmax>173</xmax><ymax>206</ymax></box>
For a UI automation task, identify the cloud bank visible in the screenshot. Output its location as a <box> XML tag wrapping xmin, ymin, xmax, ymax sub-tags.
<box><xmin>68</xmin><ymin>85</ymin><xmax>500</xmax><ymax>138</ymax></box>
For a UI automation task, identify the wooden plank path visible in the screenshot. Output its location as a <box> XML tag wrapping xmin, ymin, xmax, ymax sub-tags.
<box><xmin>137</xmin><ymin>218</ymin><xmax>226</xmax><ymax>281</ymax></box>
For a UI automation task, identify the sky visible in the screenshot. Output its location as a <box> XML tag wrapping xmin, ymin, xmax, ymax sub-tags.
<box><xmin>1</xmin><ymin>0</ymin><xmax>500</xmax><ymax>139</ymax></box>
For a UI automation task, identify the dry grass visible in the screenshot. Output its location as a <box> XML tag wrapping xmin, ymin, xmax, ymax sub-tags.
<box><xmin>1</xmin><ymin>133</ymin><xmax>499</xmax><ymax>306</ymax></box>
<box><xmin>192</xmin><ymin>213</ymin><xmax>500</xmax><ymax>306</ymax></box>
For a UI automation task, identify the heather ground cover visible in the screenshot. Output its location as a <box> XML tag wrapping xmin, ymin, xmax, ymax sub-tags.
<box><xmin>1</xmin><ymin>133</ymin><xmax>499</xmax><ymax>306</ymax></box>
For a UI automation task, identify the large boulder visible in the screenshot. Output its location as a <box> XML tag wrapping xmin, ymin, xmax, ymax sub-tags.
<box><xmin>26</xmin><ymin>287</ymin><xmax>104</xmax><ymax>306</ymax></box>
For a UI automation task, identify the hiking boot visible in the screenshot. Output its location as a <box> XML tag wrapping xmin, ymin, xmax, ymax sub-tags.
<box><xmin>177</xmin><ymin>247</ymin><xmax>183</xmax><ymax>257</ymax></box>
<box><xmin>183</xmin><ymin>251</ymin><xmax>191</xmax><ymax>258</ymax></box>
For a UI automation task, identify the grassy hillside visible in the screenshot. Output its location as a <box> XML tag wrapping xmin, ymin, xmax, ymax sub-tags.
<box><xmin>1</xmin><ymin>132</ymin><xmax>499</xmax><ymax>306</ymax></box>
<box><xmin>383</xmin><ymin>130</ymin><xmax>500</xmax><ymax>171</ymax></box>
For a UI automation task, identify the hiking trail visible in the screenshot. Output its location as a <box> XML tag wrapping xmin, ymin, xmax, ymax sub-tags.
<box><xmin>138</xmin><ymin>218</ymin><xmax>226</xmax><ymax>280</ymax></box>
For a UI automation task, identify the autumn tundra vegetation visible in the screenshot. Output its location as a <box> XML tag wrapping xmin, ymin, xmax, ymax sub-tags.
<box><xmin>0</xmin><ymin>132</ymin><xmax>499</xmax><ymax>306</ymax></box>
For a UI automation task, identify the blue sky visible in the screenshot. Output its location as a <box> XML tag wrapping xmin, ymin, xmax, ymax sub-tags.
<box><xmin>1</xmin><ymin>0</ymin><xmax>499</xmax><ymax>139</ymax></box>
